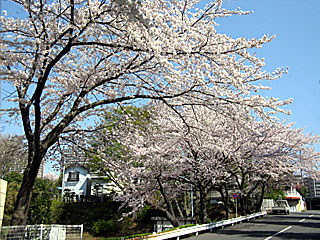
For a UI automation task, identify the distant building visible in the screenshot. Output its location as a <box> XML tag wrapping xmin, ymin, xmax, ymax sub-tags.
<box><xmin>280</xmin><ymin>174</ymin><xmax>320</xmax><ymax>210</ymax></box>
<box><xmin>0</xmin><ymin>134</ymin><xmax>45</xmax><ymax>178</ymax></box>
<box><xmin>304</xmin><ymin>178</ymin><xmax>320</xmax><ymax>198</ymax></box>
<box><xmin>1</xmin><ymin>154</ymin><xmax>45</xmax><ymax>179</ymax></box>
<box><xmin>0</xmin><ymin>135</ymin><xmax>26</xmax><ymax>178</ymax></box>
<box><xmin>303</xmin><ymin>177</ymin><xmax>320</xmax><ymax>210</ymax></box>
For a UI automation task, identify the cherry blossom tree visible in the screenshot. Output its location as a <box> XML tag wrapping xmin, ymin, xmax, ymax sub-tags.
<box><xmin>93</xmin><ymin>104</ymin><xmax>251</xmax><ymax>224</ymax></box>
<box><xmin>96</xmin><ymin>104</ymin><xmax>320</xmax><ymax>223</ymax></box>
<box><xmin>1</xmin><ymin>0</ymin><xmax>293</xmax><ymax>225</ymax></box>
<box><xmin>87</xmin><ymin>105</ymin><xmax>188</xmax><ymax>227</ymax></box>
<box><xmin>213</xmin><ymin>119</ymin><xmax>320</xmax><ymax>215</ymax></box>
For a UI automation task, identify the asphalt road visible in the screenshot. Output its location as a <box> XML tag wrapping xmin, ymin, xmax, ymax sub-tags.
<box><xmin>186</xmin><ymin>210</ymin><xmax>320</xmax><ymax>240</ymax></box>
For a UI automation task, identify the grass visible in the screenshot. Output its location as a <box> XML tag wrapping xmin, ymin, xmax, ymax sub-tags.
<box><xmin>100</xmin><ymin>232</ymin><xmax>153</xmax><ymax>240</ymax></box>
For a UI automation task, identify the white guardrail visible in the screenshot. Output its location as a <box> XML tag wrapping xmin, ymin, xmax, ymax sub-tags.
<box><xmin>0</xmin><ymin>224</ymin><xmax>83</xmax><ymax>240</ymax></box>
<box><xmin>147</xmin><ymin>212</ymin><xmax>267</xmax><ymax>240</ymax></box>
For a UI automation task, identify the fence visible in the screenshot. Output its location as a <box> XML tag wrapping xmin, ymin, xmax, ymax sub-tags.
<box><xmin>147</xmin><ymin>211</ymin><xmax>267</xmax><ymax>240</ymax></box>
<box><xmin>0</xmin><ymin>224</ymin><xmax>83</xmax><ymax>240</ymax></box>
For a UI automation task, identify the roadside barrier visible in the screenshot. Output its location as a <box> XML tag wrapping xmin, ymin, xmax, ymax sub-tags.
<box><xmin>147</xmin><ymin>212</ymin><xmax>267</xmax><ymax>240</ymax></box>
<box><xmin>0</xmin><ymin>224</ymin><xmax>83</xmax><ymax>240</ymax></box>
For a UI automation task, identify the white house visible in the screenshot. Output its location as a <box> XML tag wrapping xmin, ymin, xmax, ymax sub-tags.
<box><xmin>63</xmin><ymin>164</ymin><xmax>91</xmax><ymax>201</ymax></box>
<box><xmin>62</xmin><ymin>164</ymin><xmax>121</xmax><ymax>201</ymax></box>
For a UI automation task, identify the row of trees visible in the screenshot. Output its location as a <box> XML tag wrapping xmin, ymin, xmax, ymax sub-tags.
<box><xmin>0</xmin><ymin>0</ymin><xmax>317</xmax><ymax>225</ymax></box>
<box><xmin>84</xmin><ymin>104</ymin><xmax>320</xmax><ymax>227</ymax></box>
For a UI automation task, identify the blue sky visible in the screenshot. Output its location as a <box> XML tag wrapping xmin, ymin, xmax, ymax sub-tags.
<box><xmin>212</xmin><ymin>0</ymin><xmax>320</xmax><ymax>138</ymax></box>
<box><xmin>1</xmin><ymin>0</ymin><xmax>320</xmax><ymax>147</ymax></box>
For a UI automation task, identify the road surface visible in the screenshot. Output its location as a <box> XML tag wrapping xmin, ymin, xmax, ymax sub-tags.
<box><xmin>187</xmin><ymin>210</ymin><xmax>320</xmax><ymax>240</ymax></box>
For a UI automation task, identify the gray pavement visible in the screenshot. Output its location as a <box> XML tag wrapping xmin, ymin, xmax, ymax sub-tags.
<box><xmin>186</xmin><ymin>210</ymin><xmax>320</xmax><ymax>240</ymax></box>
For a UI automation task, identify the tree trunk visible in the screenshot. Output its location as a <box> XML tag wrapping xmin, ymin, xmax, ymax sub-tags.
<box><xmin>11</xmin><ymin>148</ymin><xmax>44</xmax><ymax>225</ymax></box>
<box><xmin>198</xmin><ymin>187</ymin><xmax>208</xmax><ymax>223</ymax></box>
<box><xmin>256</xmin><ymin>183</ymin><xmax>266</xmax><ymax>212</ymax></box>
<box><xmin>239</xmin><ymin>196</ymin><xmax>245</xmax><ymax>216</ymax></box>
<box><xmin>162</xmin><ymin>208</ymin><xmax>180</xmax><ymax>227</ymax></box>
<box><xmin>218</xmin><ymin>184</ymin><xmax>230</xmax><ymax>219</ymax></box>
<box><xmin>156</xmin><ymin>176</ymin><xmax>180</xmax><ymax>227</ymax></box>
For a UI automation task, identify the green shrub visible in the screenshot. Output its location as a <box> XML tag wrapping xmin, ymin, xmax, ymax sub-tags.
<box><xmin>54</xmin><ymin>200</ymin><xmax>158</xmax><ymax>237</ymax></box>
<box><xmin>265</xmin><ymin>189</ymin><xmax>285</xmax><ymax>200</ymax></box>
<box><xmin>50</xmin><ymin>200</ymin><xmax>65</xmax><ymax>223</ymax></box>
<box><xmin>92</xmin><ymin>219</ymin><xmax>116</xmax><ymax>236</ymax></box>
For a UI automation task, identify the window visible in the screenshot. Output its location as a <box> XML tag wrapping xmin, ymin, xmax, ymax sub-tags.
<box><xmin>67</xmin><ymin>171</ymin><xmax>80</xmax><ymax>182</ymax></box>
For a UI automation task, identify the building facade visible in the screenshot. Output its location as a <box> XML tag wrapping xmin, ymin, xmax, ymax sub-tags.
<box><xmin>63</xmin><ymin>164</ymin><xmax>91</xmax><ymax>201</ymax></box>
<box><xmin>303</xmin><ymin>177</ymin><xmax>320</xmax><ymax>210</ymax></box>
<box><xmin>62</xmin><ymin>163</ymin><xmax>120</xmax><ymax>202</ymax></box>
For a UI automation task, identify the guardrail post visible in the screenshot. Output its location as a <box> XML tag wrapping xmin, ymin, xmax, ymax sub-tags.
<box><xmin>80</xmin><ymin>224</ymin><xmax>83</xmax><ymax>240</ymax></box>
<box><xmin>40</xmin><ymin>224</ymin><xmax>43</xmax><ymax>240</ymax></box>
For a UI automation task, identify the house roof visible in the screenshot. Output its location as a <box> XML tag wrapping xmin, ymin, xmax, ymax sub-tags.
<box><xmin>65</xmin><ymin>163</ymin><xmax>90</xmax><ymax>172</ymax></box>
